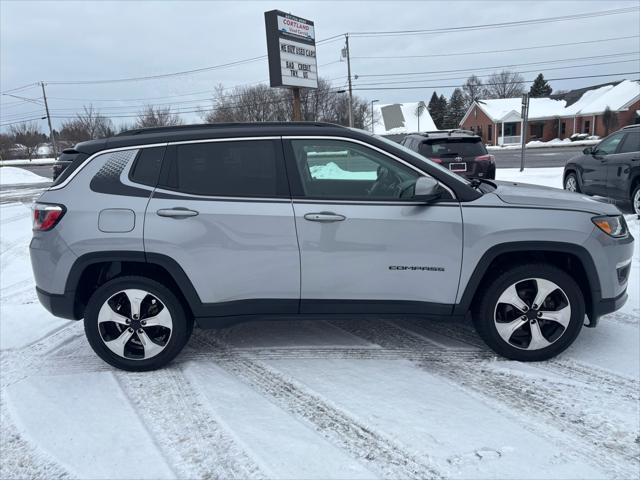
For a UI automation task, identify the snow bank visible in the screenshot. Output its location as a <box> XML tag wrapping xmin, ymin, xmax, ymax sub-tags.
<box><xmin>496</xmin><ymin>167</ymin><xmax>565</xmax><ymax>188</ymax></box>
<box><xmin>0</xmin><ymin>167</ymin><xmax>50</xmax><ymax>185</ymax></box>
<box><xmin>0</xmin><ymin>158</ymin><xmax>56</xmax><ymax>166</ymax></box>
<box><xmin>310</xmin><ymin>162</ymin><xmax>376</xmax><ymax>180</ymax></box>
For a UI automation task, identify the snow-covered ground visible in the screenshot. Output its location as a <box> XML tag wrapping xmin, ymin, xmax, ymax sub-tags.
<box><xmin>487</xmin><ymin>137</ymin><xmax>599</xmax><ymax>151</ymax></box>
<box><xmin>1</xmin><ymin>169</ymin><xmax>638</xmax><ymax>479</ymax></box>
<box><xmin>0</xmin><ymin>167</ymin><xmax>50</xmax><ymax>186</ymax></box>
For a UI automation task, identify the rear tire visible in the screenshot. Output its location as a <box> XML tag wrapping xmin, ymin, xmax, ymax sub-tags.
<box><xmin>564</xmin><ymin>172</ymin><xmax>580</xmax><ymax>193</ymax></box>
<box><xmin>84</xmin><ymin>276</ymin><xmax>193</xmax><ymax>371</ymax></box>
<box><xmin>472</xmin><ymin>264</ymin><xmax>584</xmax><ymax>361</ymax></box>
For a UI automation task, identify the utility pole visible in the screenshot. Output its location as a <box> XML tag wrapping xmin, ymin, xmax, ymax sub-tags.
<box><xmin>292</xmin><ymin>87</ymin><xmax>302</xmax><ymax>121</ymax></box>
<box><xmin>370</xmin><ymin>99</ymin><xmax>379</xmax><ymax>133</ymax></box>
<box><xmin>345</xmin><ymin>34</ymin><xmax>353</xmax><ymax>127</ymax></box>
<box><xmin>40</xmin><ymin>82</ymin><xmax>58</xmax><ymax>158</ymax></box>
<box><xmin>520</xmin><ymin>92</ymin><xmax>530</xmax><ymax>172</ymax></box>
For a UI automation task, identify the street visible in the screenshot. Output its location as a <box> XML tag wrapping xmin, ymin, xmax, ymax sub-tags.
<box><xmin>490</xmin><ymin>145</ymin><xmax>584</xmax><ymax>168</ymax></box>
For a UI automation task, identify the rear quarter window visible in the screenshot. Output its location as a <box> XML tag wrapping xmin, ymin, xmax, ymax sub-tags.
<box><xmin>51</xmin><ymin>150</ymin><xmax>88</xmax><ymax>186</ymax></box>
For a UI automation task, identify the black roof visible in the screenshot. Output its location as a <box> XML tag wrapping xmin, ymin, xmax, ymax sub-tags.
<box><xmin>74</xmin><ymin>122</ymin><xmax>350</xmax><ymax>155</ymax></box>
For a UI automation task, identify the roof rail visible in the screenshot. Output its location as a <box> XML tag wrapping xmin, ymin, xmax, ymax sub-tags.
<box><xmin>116</xmin><ymin>121</ymin><xmax>346</xmax><ymax>136</ymax></box>
<box><xmin>621</xmin><ymin>123</ymin><xmax>640</xmax><ymax>130</ymax></box>
<box><xmin>415</xmin><ymin>129</ymin><xmax>476</xmax><ymax>137</ymax></box>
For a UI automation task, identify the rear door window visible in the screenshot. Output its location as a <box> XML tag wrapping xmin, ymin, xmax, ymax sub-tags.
<box><xmin>419</xmin><ymin>139</ymin><xmax>487</xmax><ymax>158</ymax></box>
<box><xmin>129</xmin><ymin>147</ymin><xmax>165</xmax><ymax>187</ymax></box>
<box><xmin>162</xmin><ymin>139</ymin><xmax>287</xmax><ymax>197</ymax></box>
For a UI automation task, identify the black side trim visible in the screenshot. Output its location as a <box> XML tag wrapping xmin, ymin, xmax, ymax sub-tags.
<box><xmin>300</xmin><ymin>299</ymin><xmax>453</xmax><ymax>316</ymax></box>
<box><xmin>455</xmin><ymin>241</ymin><xmax>602</xmax><ymax>319</ymax></box>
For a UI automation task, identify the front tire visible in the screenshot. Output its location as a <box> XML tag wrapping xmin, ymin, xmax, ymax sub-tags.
<box><xmin>472</xmin><ymin>264</ymin><xmax>584</xmax><ymax>361</ymax></box>
<box><xmin>564</xmin><ymin>172</ymin><xmax>580</xmax><ymax>193</ymax></box>
<box><xmin>84</xmin><ymin>276</ymin><xmax>193</xmax><ymax>371</ymax></box>
<box><xmin>632</xmin><ymin>184</ymin><xmax>640</xmax><ymax>216</ymax></box>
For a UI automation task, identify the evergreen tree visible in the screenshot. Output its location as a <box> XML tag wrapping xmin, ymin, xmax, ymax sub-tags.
<box><xmin>443</xmin><ymin>88</ymin><xmax>466</xmax><ymax>129</ymax></box>
<box><xmin>529</xmin><ymin>73</ymin><xmax>553</xmax><ymax>97</ymax></box>
<box><xmin>427</xmin><ymin>92</ymin><xmax>445</xmax><ymax>129</ymax></box>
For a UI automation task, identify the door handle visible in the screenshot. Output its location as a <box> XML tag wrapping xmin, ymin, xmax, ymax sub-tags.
<box><xmin>156</xmin><ymin>207</ymin><xmax>199</xmax><ymax>218</ymax></box>
<box><xmin>304</xmin><ymin>212</ymin><xmax>346</xmax><ymax>222</ymax></box>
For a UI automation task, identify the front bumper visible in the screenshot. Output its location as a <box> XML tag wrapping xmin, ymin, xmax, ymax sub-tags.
<box><xmin>587</xmin><ymin>289</ymin><xmax>628</xmax><ymax>327</ymax></box>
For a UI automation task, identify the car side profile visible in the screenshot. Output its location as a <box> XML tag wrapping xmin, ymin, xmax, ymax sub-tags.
<box><xmin>563</xmin><ymin>124</ymin><xmax>640</xmax><ymax>214</ymax></box>
<box><xmin>30</xmin><ymin>122</ymin><xmax>633</xmax><ymax>371</ymax></box>
<box><xmin>401</xmin><ymin>130</ymin><xmax>496</xmax><ymax>179</ymax></box>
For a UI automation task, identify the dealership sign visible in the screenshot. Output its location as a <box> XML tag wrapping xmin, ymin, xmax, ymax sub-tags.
<box><xmin>265</xmin><ymin>10</ymin><xmax>318</xmax><ymax>89</ymax></box>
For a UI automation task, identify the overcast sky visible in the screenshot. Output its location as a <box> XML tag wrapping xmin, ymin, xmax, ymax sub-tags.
<box><xmin>1</xmin><ymin>0</ymin><xmax>639</xmax><ymax>132</ymax></box>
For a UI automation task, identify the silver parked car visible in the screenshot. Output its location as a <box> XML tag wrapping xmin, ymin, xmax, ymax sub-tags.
<box><xmin>30</xmin><ymin>122</ymin><xmax>633</xmax><ymax>371</ymax></box>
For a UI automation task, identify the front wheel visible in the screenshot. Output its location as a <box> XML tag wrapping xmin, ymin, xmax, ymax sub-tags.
<box><xmin>84</xmin><ymin>276</ymin><xmax>193</xmax><ymax>371</ymax></box>
<box><xmin>472</xmin><ymin>264</ymin><xmax>584</xmax><ymax>361</ymax></box>
<box><xmin>632</xmin><ymin>184</ymin><xmax>640</xmax><ymax>215</ymax></box>
<box><xmin>564</xmin><ymin>173</ymin><xmax>580</xmax><ymax>193</ymax></box>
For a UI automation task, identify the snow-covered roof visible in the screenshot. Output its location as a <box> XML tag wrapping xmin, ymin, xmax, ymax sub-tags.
<box><xmin>467</xmin><ymin>80</ymin><xmax>640</xmax><ymax>124</ymax></box>
<box><xmin>563</xmin><ymin>80</ymin><xmax>640</xmax><ymax>116</ymax></box>
<box><xmin>373</xmin><ymin>101</ymin><xmax>436</xmax><ymax>135</ymax></box>
<box><xmin>476</xmin><ymin>97</ymin><xmax>566</xmax><ymax>122</ymax></box>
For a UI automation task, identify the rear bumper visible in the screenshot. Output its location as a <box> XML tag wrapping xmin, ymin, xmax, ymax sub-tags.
<box><xmin>36</xmin><ymin>287</ymin><xmax>80</xmax><ymax>320</ymax></box>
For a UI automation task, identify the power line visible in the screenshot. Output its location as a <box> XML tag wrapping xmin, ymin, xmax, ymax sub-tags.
<box><xmin>352</xmin><ymin>59</ymin><xmax>640</xmax><ymax>87</ymax></box>
<box><xmin>348</xmin><ymin>6</ymin><xmax>639</xmax><ymax>38</ymax></box>
<box><xmin>352</xmin><ymin>35</ymin><xmax>640</xmax><ymax>60</ymax></box>
<box><xmin>356</xmin><ymin>51</ymin><xmax>640</xmax><ymax>78</ymax></box>
<box><xmin>349</xmin><ymin>72</ymin><xmax>639</xmax><ymax>91</ymax></box>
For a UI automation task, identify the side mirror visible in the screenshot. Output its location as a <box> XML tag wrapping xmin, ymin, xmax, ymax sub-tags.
<box><xmin>583</xmin><ymin>146</ymin><xmax>593</xmax><ymax>155</ymax></box>
<box><xmin>413</xmin><ymin>176</ymin><xmax>442</xmax><ymax>203</ymax></box>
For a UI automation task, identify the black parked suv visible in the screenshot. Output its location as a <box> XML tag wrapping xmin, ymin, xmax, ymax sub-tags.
<box><xmin>564</xmin><ymin>125</ymin><xmax>640</xmax><ymax>214</ymax></box>
<box><xmin>401</xmin><ymin>130</ymin><xmax>495</xmax><ymax>179</ymax></box>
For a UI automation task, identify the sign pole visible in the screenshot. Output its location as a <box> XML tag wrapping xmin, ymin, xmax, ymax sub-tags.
<box><xmin>292</xmin><ymin>87</ymin><xmax>302</xmax><ymax>121</ymax></box>
<box><xmin>520</xmin><ymin>92</ymin><xmax>530</xmax><ymax>172</ymax></box>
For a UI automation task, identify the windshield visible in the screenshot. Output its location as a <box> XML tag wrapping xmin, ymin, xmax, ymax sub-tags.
<box><xmin>419</xmin><ymin>139</ymin><xmax>487</xmax><ymax>158</ymax></box>
<box><xmin>363</xmin><ymin>131</ymin><xmax>472</xmax><ymax>186</ymax></box>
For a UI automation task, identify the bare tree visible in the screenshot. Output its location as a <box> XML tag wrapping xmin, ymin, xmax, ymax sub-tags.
<box><xmin>9</xmin><ymin>122</ymin><xmax>43</xmax><ymax>160</ymax></box>
<box><xmin>485</xmin><ymin>70</ymin><xmax>525</xmax><ymax>99</ymax></box>
<box><xmin>602</xmin><ymin>106</ymin><xmax>618</xmax><ymax>136</ymax></box>
<box><xmin>462</xmin><ymin>75</ymin><xmax>487</xmax><ymax>107</ymax></box>
<box><xmin>202</xmin><ymin>78</ymin><xmax>369</xmax><ymax>128</ymax></box>
<box><xmin>59</xmin><ymin>105</ymin><xmax>114</xmax><ymax>144</ymax></box>
<box><xmin>136</xmin><ymin>106</ymin><xmax>183</xmax><ymax>128</ymax></box>
<box><xmin>414</xmin><ymin>102</ymin><xmax>427</xmax><ymax>132</ymax></box>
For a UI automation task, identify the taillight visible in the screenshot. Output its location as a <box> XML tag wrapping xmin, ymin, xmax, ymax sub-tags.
<box><xmin>429</xmin><ymin>157</ymin><xmax>442</xmax><ymax>163</ymax></box>
<box><xmin>475</xmin><ymin>154</ymin><xmax>495</xmax><ymax>163</ymax></box>
<box><xmin>32</xmin><ymin>203</ymin><xmax>65</xmax><ymax>231</ymax></box>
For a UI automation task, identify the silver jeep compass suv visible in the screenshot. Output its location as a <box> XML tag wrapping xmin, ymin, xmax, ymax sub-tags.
<box><xmin>30</xmin><ymin>122</ymin><xmax>634</xmax><ymax>371</ymax></box>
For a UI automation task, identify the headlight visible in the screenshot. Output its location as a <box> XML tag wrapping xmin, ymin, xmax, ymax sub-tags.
<box><xmin>592</xmin><ymin>215</ymin><xmax>628</xmax><ymax>238</ymax></box>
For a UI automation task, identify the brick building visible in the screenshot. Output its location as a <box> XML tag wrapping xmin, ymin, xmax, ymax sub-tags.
<box><xmin>460</xmin><ymin>80</ymin><xmax>640</xmax><ymax>146</ymax></box>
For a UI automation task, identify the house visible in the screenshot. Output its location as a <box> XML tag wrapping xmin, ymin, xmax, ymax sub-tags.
<box><xmin>372</xmin><ymin>101</ymin><xmax>437</xmax><ymax>140</ymax></box>
<box><xmin>459</xmin><ymin>80</ymin><xmax>640</xmax><ymax>146</ymax></box>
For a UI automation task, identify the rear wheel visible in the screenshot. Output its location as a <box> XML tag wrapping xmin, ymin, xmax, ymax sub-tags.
<box><xmin>564</xmin><ymin>173</ymin><xmax>580</xmax><ymax>193</ymax></box>
<box><xmin>84</xmin><ymin>276</ymin><xmax>192</xmax><ymax>371</ymax></box>
<box><xmin>473</xmin><ymin>264</ymin><xmax>584</xmax><ymax>361</ymax></box>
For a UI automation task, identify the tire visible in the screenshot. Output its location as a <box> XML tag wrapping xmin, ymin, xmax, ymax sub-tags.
<box><xmin>472</xmin><ymin>264</ymin><xmax>584</xmax><ymax>361</ymax></box>
<box><xmin>564</xmin><ymin>172</ymin><xmax>580</xmax><ymax>193</ymax></box>
<box><xmin>632</xmin><ymin>184</ymin><xmax>640</xmax><ymax>216</ymax></box>
<box><xmin>84</xmin><ymin>276</ymin><xmax>193</xmax><ymax>371</ymax></box>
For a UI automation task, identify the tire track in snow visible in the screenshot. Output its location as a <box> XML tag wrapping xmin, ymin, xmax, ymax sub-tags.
<box><xmin>192</xmin><ymin>333</ymin><xmax>443</xmax><ymax>480</ymax></box>
<box><xmin>115</xmin><ymin>367</ymin><xmax>264</xmax><ymax>480</ymax></box>
<box><xmin>333</xmin><ymin>319</ymin><xmax>640</xmax><ymax>479</ymax></box>
<box><xmin>0</xmin><ymin>397</ymin><xmax>72</xmax><ymax>480</ymax></box>
<box><xmin>402</xmin><ymin>318</ymin><xmax>640</xmax><ymax>401</ymax></box>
